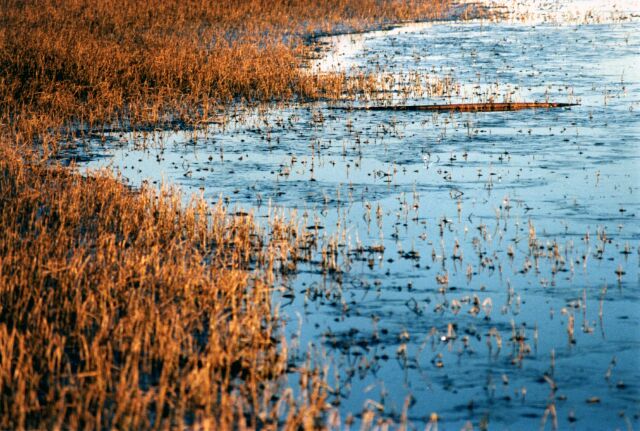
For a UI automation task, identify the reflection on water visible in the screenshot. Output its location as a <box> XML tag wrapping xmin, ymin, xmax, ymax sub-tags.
<box><xmin>74</xmin><ymin>15</ymin><xmax>639</xmax><ymax>430</ymax></box>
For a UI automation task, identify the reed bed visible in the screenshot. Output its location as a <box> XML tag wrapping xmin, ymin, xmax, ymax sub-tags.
<box><xmin>0</xmin><ymin>143</ymin><xmax>332</xmax><ymax>429</ymax></box>
<box><xmin>0</xmin><ymin>0</ymin><xmax>458</xmax><ymax>149</ymax></box>
<box><xmin>0</xmin><ymin>0</ymin><xmax>467</xmax><ymax>428</ymax></box>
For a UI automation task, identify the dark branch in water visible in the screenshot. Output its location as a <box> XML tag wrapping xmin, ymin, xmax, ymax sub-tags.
<box><xmin>330</xmin><ymin>102</ymin><xmax>579</xmax><ymax>112</ymax></box>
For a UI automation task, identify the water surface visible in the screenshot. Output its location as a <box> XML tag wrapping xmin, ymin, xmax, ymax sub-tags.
<box><xmin>75</xmin><ymin>12</ymin><xmax>639</xmax><ymax>430</ymax></box>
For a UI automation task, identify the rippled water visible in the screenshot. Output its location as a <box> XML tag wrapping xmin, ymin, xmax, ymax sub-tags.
<box><xmin>73</xmin><ymin>13</ymin><xmax>639</xmax><ymax>430</ymax></box>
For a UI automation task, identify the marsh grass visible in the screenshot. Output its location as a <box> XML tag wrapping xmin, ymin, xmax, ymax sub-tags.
<box><xmin>0</xmin><ymin>144</ymin><xmax>326</xmax><ymax>429</ymax></box>
<box><xmin>0</xmin><ymin>0</ymin><xmax>468</xmax><ymax>428</ymax></box>
<box><xmin>1</xmin><ymin>0</ymin><xmax>457</xmax><ymax>149</ymax></box>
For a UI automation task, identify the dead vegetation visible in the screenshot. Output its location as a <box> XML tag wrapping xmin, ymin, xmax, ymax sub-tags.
<box><xmin>0</xmin><ymin>0</ymin><xmax>466</xmax><ymax>428</ymax></box>
<box><xmin>0</xmin><ymin>0</ymin><xmax>458</xmax><ymax>149</ymax></box>
<box><xmin>331</xmin><ymin>101</ymin><xmax>579</xmax><ymax>112</ymax></box>
<box><xmin>0</xmin><ymin>145</ymin><xmax>331</xmax><ymax>429</ymax></box>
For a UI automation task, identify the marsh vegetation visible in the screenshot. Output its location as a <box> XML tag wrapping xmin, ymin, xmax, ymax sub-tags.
<box><xmin>1</xmin><ymin>0</ymin><xmax>639</xmax><ymax>429</ymax></box>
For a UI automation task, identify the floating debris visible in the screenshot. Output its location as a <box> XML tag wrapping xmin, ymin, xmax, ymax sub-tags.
<box><xmin>330</xmin><ymin>102</ymin><xmax>579</xmax><ymax>112</ymax></box>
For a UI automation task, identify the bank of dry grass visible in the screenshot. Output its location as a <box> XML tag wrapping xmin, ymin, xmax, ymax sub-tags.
<box><xmin>0</xmin><ymin>0</ymin><xmax>460</xmax><ymax>428</ymax></box>
<box><xmin>0</xmin><ymin>145</ymin><xmax>331</xmax><ymax>429</ymax></box>
<box><xmin>1</xmin><ymin>0</ymin><xmax>457</xmax><ymax>148</ymax></box>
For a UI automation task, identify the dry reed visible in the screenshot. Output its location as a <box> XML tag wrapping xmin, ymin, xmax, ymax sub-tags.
<box><xmin>0</xmin><ymin>0</ymin><xmax>464</xmax><ymax>428</ymax></box>
<box><xmin>1</xmin><ymin>0</ymin><xmax>457</xmax><ymax>150</ymax></box>
<box><xmin>0</xmin><ymin>143</ymin><xmax>335</xmax><ymax>429</ymax></box>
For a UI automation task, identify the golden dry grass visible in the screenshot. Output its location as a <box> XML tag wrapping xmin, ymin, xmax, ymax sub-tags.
<box><xmin>0</xmin><ymin>144</ymin><xmax>334</xmax><ymax>429</ymax></box>
<box><xmin>1</xmin><ymin>0</ymin><xmax>456</xmax><ymax>148</ymax></box>
<box><xmin>0</xmin><ymin>0</ymin><xmax>464</xmax><ymax>428</ymax></box>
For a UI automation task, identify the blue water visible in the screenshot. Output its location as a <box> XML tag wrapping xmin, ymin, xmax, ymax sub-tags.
<box><xmin>74</xmin><ymin>18</ymin><xmax>639</xmax><ymax>430</ymax></box>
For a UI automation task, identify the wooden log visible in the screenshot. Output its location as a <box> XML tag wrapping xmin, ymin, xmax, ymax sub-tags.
<box><xmin>329</xmin><ymin>102</ymin><xmax>579</xmax><ymax>112</ymax></box>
